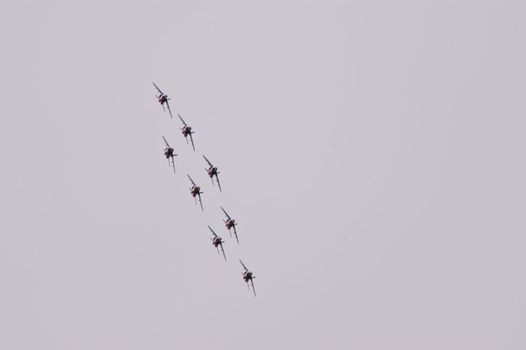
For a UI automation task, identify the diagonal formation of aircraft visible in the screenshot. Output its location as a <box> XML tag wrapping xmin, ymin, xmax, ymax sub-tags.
<box><xmin>153</xmin><ymin>82</ymin><xmax>257</xmax><ymax>297</ymax></box>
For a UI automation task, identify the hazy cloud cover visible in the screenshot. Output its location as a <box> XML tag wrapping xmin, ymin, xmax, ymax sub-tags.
<box><xmin>1</xmin><ymin>1</ymin><xmax>525</xmax><ymax>349</ymax></box>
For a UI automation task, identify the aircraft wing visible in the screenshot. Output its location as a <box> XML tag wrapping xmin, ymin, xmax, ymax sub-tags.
<box><xmin>220</xmin><ymin>244</ymin><xmax>227</xmax><ymax>261</ymax></box>
<box><xmin>152</xmin><ymin>82</ymin><xmax>164</xmax><ymax>95</ymax></box>
<box><xmin>198</xmin><ymin>193</ymin><xmax>203</xmax><ymax>211</ymax></box>
<box><xmin>189</xmin><ymin>133</ymin><xmax>195</xmax><ymax>152</ymax></box>
<box><xmin>177</xmin><ymin>113</ymin><xmax>187</xmax><ymax>126</ymax></box>
<box><xmin>208</xmin><ymin>225</ymin><xmax>218</xmax><ymax>237</ymax></box>
<box><xmin>202</xmin><ymin>155</ymin><xmax>213</xmax><ymax>167</ymax></box>
<box><xmin>239</xmin><ymin>259</ymin><xmax>248</xmax><ymax>272</ymax></box>
<box><xmin>215</xmin><ymin>174</ymin><xmax>222</xmax><ymax>192</ymax></box>
<box><xmin>187</xmin><ymin>175</ymin><xmax>196</xmax><ymax>186</ymax></box>
<box><xmin>250</xmin><ymin>279</ymin><xmax>256</xmax><ymax>297</ymax></box>
<box><xmin>162</xmin><ymin>136</ymin><xmax>170</xmax><ymax>148</ymax></box>
<box><xmin>233</xmin><ymin>226</ymin><xmax>239</xmax><ymax>244</ymax></box>
<box><xmin>166</xmin><ymin>100</ymin><xmax>174</xmax><ymax>119</ymax></box>
<box><xmin>221</xmin><ymin>207</ymin><xmax>231</xmax><ymax>220</ymax></box>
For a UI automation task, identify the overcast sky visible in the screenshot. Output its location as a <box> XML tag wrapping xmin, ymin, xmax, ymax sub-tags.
<box><xmin>1</xmin><ymin>0</ymin><xmax>526</xmax><ymax>349</ymax></box>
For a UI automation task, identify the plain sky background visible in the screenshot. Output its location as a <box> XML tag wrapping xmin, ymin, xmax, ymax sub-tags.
<box><xmin>1</xmin><ymin>0</ymin><xmax>525</xmax><ymax>349</ymax></box>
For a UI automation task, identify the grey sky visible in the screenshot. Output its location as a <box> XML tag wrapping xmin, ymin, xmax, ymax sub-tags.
<box><xmin>1</xmin><ymin>0</ymin><xmax>526</xmax><ymax>349</ymax></box>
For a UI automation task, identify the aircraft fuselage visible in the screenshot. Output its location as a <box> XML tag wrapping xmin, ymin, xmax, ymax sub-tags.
<box><xmin>158</xmin><ymin>95</ymin><xmax>168</xmax><ymax>104</ymax></box>
<box><xmin>182</xmin><ymin>126</ymin><xmax>192</xmax><ymax>136</ymax></box>
<box><xmin>191</xmin><ymin>186</ymin><xmax>201</xmax><ymax>196</ymax></box>
<box><xmin>226</xmin><ymin>219</ymin><xmax>236</xmax><ymax>229</ymax></box>
<box><xmin>212</xmin><ymin>237</ymin><xmax>222</xmax><ymax>247</ymax></box>
<box><xmin>207</xmin><ymin>167</ymin><xmax>218</xmax><ymax>177</ymax></box>
<box><xmin>164</xmin><ymin>148</ymin><xmax>174</xmax><ymax>158</ymax></box>
<box><xmin>243</xmin><ymin>271</ymin><xmax>253</xmax><ymax>282</ymax></box>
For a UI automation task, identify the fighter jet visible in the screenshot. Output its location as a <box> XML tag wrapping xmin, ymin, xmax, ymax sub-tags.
<box><xmin>162</xmin><ymin>136</ymin><xmax>177</xmax><ymax>173</ymax></box>
<box><xmin>239</xmin><ymin>259</ymin><xmax>256</xmax><ymax>297</ymax></box>
<box><xmin>202</xmin><ymin>155</ymin><xmax>222</xmax><ymax>192</ymax></box>
<box><xmin>208</xmin><ymin>226</ymin><xmax>226</xmax><ymax>261</ymax></box>
<box><xmin>221</xmin><ymin>207</ymin><xmax>239</xmax><ymax>244</ymax></box>
<box><xmin>187</xmin><ymin>175</ymin><xmax>203</xmax><ymax>211</ymax></box>
<box><xmin>177</xmin><ymin>114</ymin><xmax>196</xmax><ymax>151</ymax></box>
<box><xmin>153</xmin><ymin>82</ymin><xmax>173</xmax><ymax>118</ymax></box>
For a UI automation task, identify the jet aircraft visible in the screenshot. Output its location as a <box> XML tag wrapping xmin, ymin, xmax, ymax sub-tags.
<box><xmin>177</xmin><ymin>114</ymin><xmax>196</xmax><ymax>151</ymax></box>
<box><xmin>187</xmin><ymin>175</ymin><xmax>204</xmax><ymax>211</ymax></box>
<box><xmin>208</xmin><ymin>226</ymin><xmax>226</xmax><ymax>261</ymax></box>
<box><xmin>203</xmin><ymin>155</ymin><xmax>222</xmax><ymax>192</ymax></box>
<box><xmin>162</xmin><ymin>136</ymin><xmax>177</xmax><ymax>173</ymax></box>
<box><xmin>221</xmin><ymin>207</ymin><xmax>239</xmax><ymax>244</ymax></box>
<box><xmin>239</xmin><ymin>259</ymin><xmax>256</xmax><ymax>297</ymax></box>
<box><xmin>153</xmin><ymin>82</ymin><xmax>173</xmax><ymax>118</ymax></box>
